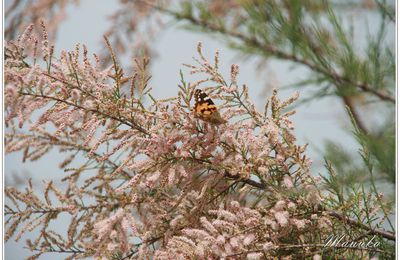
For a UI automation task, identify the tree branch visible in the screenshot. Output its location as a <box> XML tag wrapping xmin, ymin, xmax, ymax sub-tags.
<box><xmin>19</xmin><ymin>92</ymin><xmax>150</xmax><ymax>136</ymax></box>
<box><xmin>325</xmin><ymin>208</ymin><xmax>395</xmax><ymax>241</ymax></box>
<box><xmin>225</xmin><ymin>172</ymin><xmax>395</xmax><ymax>241</ymax></box>
<box><xmin>342</xmin><ymin>96</ymin><xmax>368</xmax><ymax>135</ymax></box>
<box><xmin>159</xmin><ymin>9</ymin><xmax>394</xmax><ymax>103</ymax></box>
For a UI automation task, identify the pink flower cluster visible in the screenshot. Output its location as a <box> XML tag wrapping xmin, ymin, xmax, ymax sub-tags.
<box><xmin>6</xmin><ymin>25</ymin><xmax>380</xmax><ymax>259</ymax></box>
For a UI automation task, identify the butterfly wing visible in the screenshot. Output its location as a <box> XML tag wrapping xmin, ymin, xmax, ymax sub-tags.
<box><xmin>193</xmin><ymin>89</ymin><xmax>226</xmax><ymax>124</ymax></box>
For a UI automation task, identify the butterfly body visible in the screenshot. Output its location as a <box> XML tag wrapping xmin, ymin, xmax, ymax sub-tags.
<box><xmin>192</xmin><ymin>89</ymin><xmax>226</xmax><ymax>125</ymax></box>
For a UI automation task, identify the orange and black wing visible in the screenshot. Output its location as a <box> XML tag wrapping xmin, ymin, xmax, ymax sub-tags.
<box><xmin>193</xmin><ymin>89</ymin><xmax>218</xmax><ymax>117</ymax></box>
<box><xmin>192</xmin><ymin>89</ymin><xmax>226</xmax><ymax>124</ymax></box>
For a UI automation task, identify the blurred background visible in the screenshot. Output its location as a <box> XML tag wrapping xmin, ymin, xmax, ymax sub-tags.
<box><xmin>5</xmin><ymin>0</ymin><xmax>395</xmax><ymax>259</ymax></box>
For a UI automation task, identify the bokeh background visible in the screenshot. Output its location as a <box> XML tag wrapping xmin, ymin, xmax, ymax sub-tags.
<box><xmin>5</xmin><ymin>0</ymin><xmax>395</xmax><ymax>259</ymax></box>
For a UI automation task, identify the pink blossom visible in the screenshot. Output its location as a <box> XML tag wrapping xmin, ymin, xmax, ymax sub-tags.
<box><xmin>263</xmin><ymin>241</ymin><xmax>274</xmax><ymax>250</ymax></box>
<box><xmin>287</xmin><ymin>202</ymin><xmax>296</xmax><ymax>209</ymax></box>
<box><xmin>292</xmin><ymin>219</ymin><xmax>306</xmax><ymax>229</ymax></box>
<box><xmin>183</xmin><ymin>229</ymin><xmax>211</xmax><ymax>240</ymax></box>
<box><xmin>283</xmin><ymin>175</ymin><xmax>294</xmax><ymax>188</ymax></box>
<box><xmin>274</xmin><ymin>211</ymin><xmax>289</xmax><ymax>227</ymax></box>
<box><xmin>243</xmin><ymin>233</ymin><xmax>256</xmax><ymax>245</ymax></box>
<box><xmin>247</xmin><ymin>252</ymin><xmax>263</xmax><ymax>260</ymax></box>
<box><xmin>274</xmin><ymin>200</ymin><xmax>286</xmax><ymax>211</ymax></box>
<box><xmin>230</xmin><ymin>237</ymin><xmax>239</xmax><ymax>248</ymax></box>
<box><xmin>200</xmin><ymin>217</ymin><xmax>218</xmax><ymax>235</ymax></box>
<box><xmin>313</xmin><ymin>254</ymin><xmax>322</xmax><ymax>260</ymax></box>
<box><xmin>216</xmin><ymin>235</ymin><xmax>226</xmax><ymax>245</ymax></box>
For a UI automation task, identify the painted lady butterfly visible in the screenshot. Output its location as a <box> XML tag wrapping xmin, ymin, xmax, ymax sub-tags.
<box><xmin>192</xmin><ymin>89</ymin><xmax>226</xmax><ymax>124</ymax></box>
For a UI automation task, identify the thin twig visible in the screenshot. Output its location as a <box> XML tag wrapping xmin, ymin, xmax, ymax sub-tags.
<box><xmin>19</xmin><ymin>92</ymin><xmax>150</xmax><ymax>135</ymax></box>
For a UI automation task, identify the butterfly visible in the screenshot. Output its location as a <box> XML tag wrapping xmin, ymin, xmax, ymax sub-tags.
<box><xmin>192</xmin><ymin>89</ymin><xmax>226</xmax><ymax>124</ymax></box>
